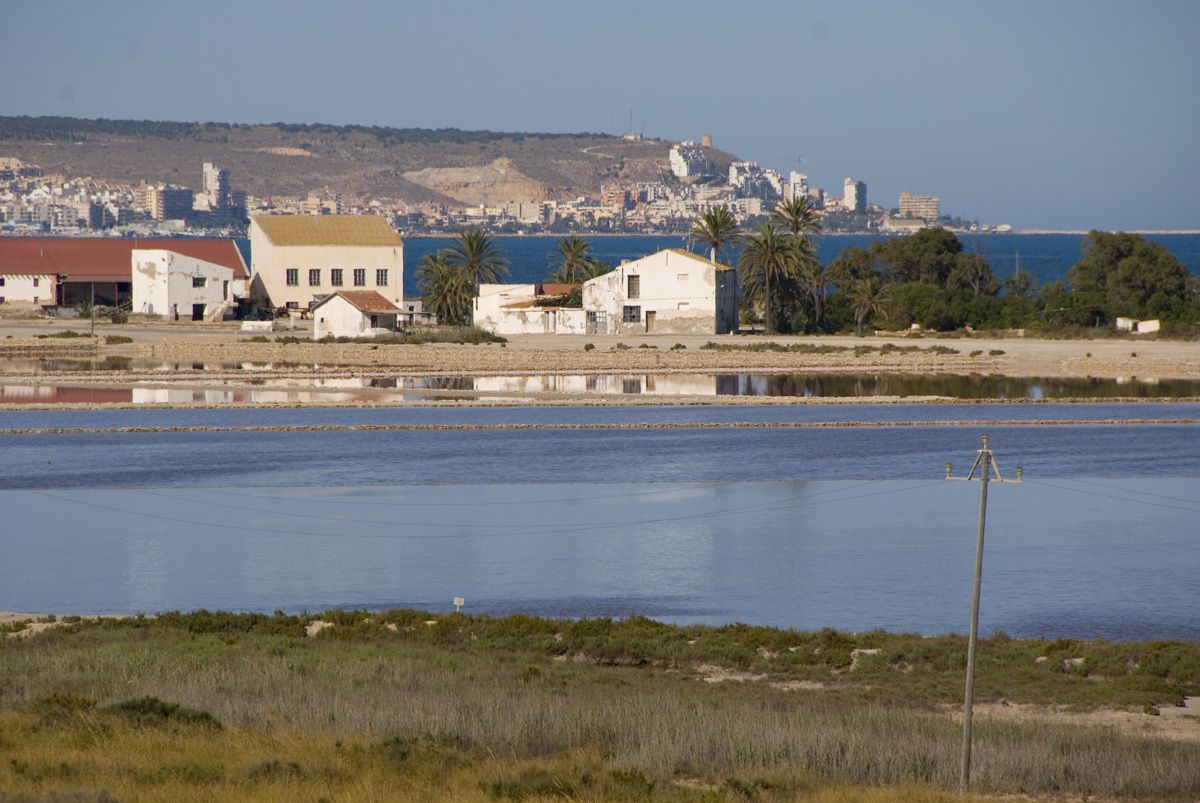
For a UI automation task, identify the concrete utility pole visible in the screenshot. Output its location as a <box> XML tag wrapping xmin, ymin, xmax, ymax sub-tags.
<box><xmin>945</xmin><ymin>434</ymin><xmax>1021</xmax><ymax>794</ymax></box>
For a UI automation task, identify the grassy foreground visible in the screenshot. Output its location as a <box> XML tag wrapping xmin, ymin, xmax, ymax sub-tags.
<box><xmin>1</xmin><ymin>610</ymin><xmax>1198</xmax><ymax>801</ymax></box>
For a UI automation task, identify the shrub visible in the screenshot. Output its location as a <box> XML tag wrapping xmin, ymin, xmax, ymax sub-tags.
<box><xmin>671</xmin><ymin>343</ymin><xmax>687</xmax><ymax>350</ymax></box>
<box><xmin>583</xmin><ymin>343</ymin><xmax>595</xmax><ymax>351</ymax></box>
<box><xmin>969</xmin><ymin>350</ymin><xmax>983</xmax><ymax>357</ymax></box>
<box><xmin>989</xmin><ymin>349</ymin><xmax>1006</xmax><ymax>356</ymax></box>
<box><xmin>613</xmin><ymin>342</ymin><xmax>630</xmax><ymax>350</ymax></box>
<box><xmin>106</xmin><ymin>697</ymin><xmax>222</xmax><ymax>729</ymax></box>
<box><xmin>104</xmin><ymin>335</ymin><xmax>133</xmax><ymax>345</ymax></box>
<box><xmin>35</xmin><ymin>330</ymin><xmax>93</xmax><ymax>339</ymax></box>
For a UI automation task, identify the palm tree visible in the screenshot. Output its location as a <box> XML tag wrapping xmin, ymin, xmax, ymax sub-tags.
<box><xmin>690</xmin><ymin>206</ymin><xmax>740</xmax><ymax>264</ymax></box>
<box><xmin>848</xmin><ymin>276</ymin><xmax>890</xmax><ymax>336</ymax></box>
<box><xmin>444</xmin><ymin>229</ymin><xmax>509</xmax><ymax>291</ymax></box>
<box><xmin>737</xmin><ymin>223</ymin><xmax>800</xmax><ymax>335</ymax></box>
<box><xmin>773</xmin><ymin>196</ymin><xmax>829</xmax><ymax>328</ymax></box>
<box><xmin>771</xmin><ymin>195</ymin><xmax>822</xmax><ymax>241</ymax></box>
<box><xmin>416</xmin><ymin>252</ymin><xmax>472</xmax><ymax>326</ymax></box>
<box><xmin>547</xmin><ymin>235</ymin><xmax>603</xmax><ymax>284</ymax></box>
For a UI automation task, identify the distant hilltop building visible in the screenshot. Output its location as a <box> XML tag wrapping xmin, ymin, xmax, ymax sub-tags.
<box><xmin>669</xmin><ymin>141</ymin><xmax>711</xmax><ymax>179</ymax></box>
<box><xmin>843</xmin><ymin>178</ymin><xmax>867</xmax><ymax>214</ymax></box>
<box><xmin>899</xmin><ymin>191</ymin><xmax>940</xmax><ymax>221</ymax></box>
<box><xmin>701</xmin><ymin>133</ymin><xmax>713</xmax><ymax>148</ymax></box>
<box><xmin>199</xmin><ymin>162</ymin><xmax>231</xmax><ymax>211</ymax></box>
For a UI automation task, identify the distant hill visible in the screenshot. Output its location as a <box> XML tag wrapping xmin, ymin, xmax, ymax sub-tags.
<box><xmin>0</xmin><ymin>116</ymin><xmax>736</xmax><ymax>207</ymax></box>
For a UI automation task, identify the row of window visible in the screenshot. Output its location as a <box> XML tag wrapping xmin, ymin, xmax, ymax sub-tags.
<box><xmin>0</xmin><ymin>278</ymin><xmax>40</xmax><ymax>287</ymax></box>
<box><xmin>286</xmin><ymin>268</ymin><xmax>389</xmax><ymax>287</ymax></box>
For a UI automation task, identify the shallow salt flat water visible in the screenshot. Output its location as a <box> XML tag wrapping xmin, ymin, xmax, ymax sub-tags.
<box><xmin>0</xmin><ymin>404</ymin><xmax>1196</xmax><ymax>639</ymax></box>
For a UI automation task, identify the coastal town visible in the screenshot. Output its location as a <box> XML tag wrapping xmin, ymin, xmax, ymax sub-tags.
<box><xmin>0</xmin><ymin>130</ymin><xmax>994</xmax><ymax>239</ymax></box>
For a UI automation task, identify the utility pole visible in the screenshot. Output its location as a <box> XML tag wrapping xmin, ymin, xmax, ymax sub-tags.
<box><xmin>945</xmin><ymin>434</ymin><xmax>1021</xmax><ymax>794</ymax></box>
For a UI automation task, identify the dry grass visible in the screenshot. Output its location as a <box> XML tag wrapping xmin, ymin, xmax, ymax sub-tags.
<box><xmin>1</xmin><ymin>613</ymin><xmax>1198</xmax><ymax>800</ymax></box>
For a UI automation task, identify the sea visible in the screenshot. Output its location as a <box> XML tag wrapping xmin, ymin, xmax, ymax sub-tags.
<box><xmin>399</xmin><ymin>232</ymin><xmax>1200</xmax><ymax>298</ymax></box>
<box><xmin>1</xmin><ymin>403</ymin><xmax>1197</xmax><ymax>640</ymax></box>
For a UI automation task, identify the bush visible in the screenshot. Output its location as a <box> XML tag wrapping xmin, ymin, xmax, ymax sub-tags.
<box><xmin>106</xmin><ymin>697</ymin><xmax>222</xmax><ymax>729</ymax></box>
<box><xmin>104</xmin><ymin>335</ymin><xmax>133</xmax><ymax>345</ymax></box>
<box><xmin>35</xmin><ymin>330</ymin><xmax>93</xmax><ymax>339</ymax></box>
<box><xmin>671</xmin><ymin>343</ymin><xmax>687</xmax><ymax>350</ymax></box>
<box><xmin>989</xmin><ymin>349</ymin><xmax>1006</xmax><ymax>356</ymax></box>
<box><xmin>583</xmin><ymin>343</ymin><xmax>595</xmax><ymax>351</ymax></box>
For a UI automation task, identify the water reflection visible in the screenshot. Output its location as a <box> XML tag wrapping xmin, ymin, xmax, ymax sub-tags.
<box><xmin>2</xmin><ymin>479</ymin><xmax>1197</xmax><ymax>639</ymax></box>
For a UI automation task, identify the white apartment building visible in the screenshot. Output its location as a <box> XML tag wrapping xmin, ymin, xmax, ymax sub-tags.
<box><xmin>669</xmin><ymin>141</ymin><xmax>710</xmax><ymax>179</ymax></box>
<box><xmin>248</xmin><ymin>214</ymin><xmax>404</xmax><ymax>311</ymax></box>
<box><xmin>898</xmin><ymin>192</ymin><xmax>940</xmax><ymax>221</ymax></box>
<box><xmin>844</xmin><ymin>178</ymin><xmax>867</xmax><ymax>213</ymax></box>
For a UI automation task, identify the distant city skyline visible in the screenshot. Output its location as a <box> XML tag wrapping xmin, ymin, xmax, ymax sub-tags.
<box><xmin>2</xmin><ymin>0</ymin><xmax>1197</xmax><ymax>230</ymax></box>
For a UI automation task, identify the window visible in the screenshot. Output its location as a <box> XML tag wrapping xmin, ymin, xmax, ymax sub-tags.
<box><xmin>677</xmin><ymin>302</ymin><xmax>690</xmax><ymax>310</ymax></box>
<box><xmin>0</xmin><ymin>297</ymin><xmax>5</xmax><ymax>304</ymax></box>
<box><xmin>286</xmin><ymin>301</ymin><xmax>299</xmax><ymax>309</ymax></box>
<box><xmin>0</xmin><ymin>278</ymin><xmax>5</xmax><ymax>286</ymax></box>
<box><xmin>677</xmin><ymin>273</ymin><xmax>688</xmax><ymax>282</ymax></box>
<box><xmin>376</xmin><ymin>268</ymin><xmax>388</xmax><ymax>286</ymax></box>
<box><xmin>192</xmin><ymin>277</ymin><xmax>207</xmax><ymax>288</ymax></box>
<box><xmin>286</xmin><ymin>269</ymin><xmax>298</xmax><ymax>286</ymax></box>
<box><xmin>353</xmin><ymin>268</ymin><xmax>366</xmax><ymax>286</ymax></box>
<box><xmin>622</xmin><ymin>305</ymin><xmax>641</xmax><ymax>323</ymax></box>
<box><xmin>309</xmin><ymin>269</ymin><xmax>321</xmax><ymax>286</ymax></box>
<box><xmin>222</xmin><ymin>281</ymin><xmax>229</xmax><ymax>300</ymax></box>
<box><xmin>626</xmin><ymin>274</ymin><xmax>640</xmax><ymax>299</ymax></box>
<box><xmin>331</xmin><ymin>269</ymin><xmax>343</xmax><ymax>286</ymax></box>
<box><xmin>32</xmin><ymin>278</ymin><xmax>39</xmax><ymax>288</ymax></box>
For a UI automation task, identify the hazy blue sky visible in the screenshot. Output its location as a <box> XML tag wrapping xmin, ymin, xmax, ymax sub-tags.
<box><xmin>2</xmin><ymin>0</ymin><xmax>1197</xmax><ymax>229</ymax></box>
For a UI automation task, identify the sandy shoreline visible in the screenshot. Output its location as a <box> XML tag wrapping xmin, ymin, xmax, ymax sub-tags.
<box><xmin>1</xmin><ymin>325</ymin><xmax>1197</xmax><ymax>409</ymax></box>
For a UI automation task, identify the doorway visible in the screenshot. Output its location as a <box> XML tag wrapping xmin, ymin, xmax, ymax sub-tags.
<box><xmin>191</xmin><ymin>304</ymin><xmax>205</xmax><ymax>321</ymax></box>
<box><xmin>645</xmin><ymin>310</ymin><xmax>656</xmax><ymax>333</ymax></box>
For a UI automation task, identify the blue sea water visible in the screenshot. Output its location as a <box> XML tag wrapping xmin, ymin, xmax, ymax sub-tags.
<box><xmin>400</xmin><ymin>232</ymin><xmax>1200</xmax><ymax>298</ymax></box>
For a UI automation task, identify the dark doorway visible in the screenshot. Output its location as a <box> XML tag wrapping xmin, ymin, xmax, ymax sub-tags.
<box><xmin>192</xmin><ymin>304</ymin><xmax>205</xmax><ymax>321</ymax></box>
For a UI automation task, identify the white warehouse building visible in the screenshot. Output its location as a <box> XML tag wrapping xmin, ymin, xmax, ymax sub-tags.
<box><xmin>131</xmin><ymin>249</ymin><xmax>237</xmax><ymax>321</ymax></box>
<box><xmin>248</xmin><ymin>214</ymin><xmax>404</xmax><ymax>312</ymax></box>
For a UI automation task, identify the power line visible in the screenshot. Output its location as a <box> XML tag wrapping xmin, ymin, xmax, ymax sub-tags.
<box><xmin>1024</xmin><ymin>479</ymin><xmax>1200</xmax><ymax>514</ymax></box>
<box><xmin>1043</xmin><ymin>477</ymin><xmax>1200</xmax><ymax>507</ymax></box>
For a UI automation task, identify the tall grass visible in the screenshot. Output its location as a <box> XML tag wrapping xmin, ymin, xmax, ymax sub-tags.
<box><xmin>2</xmin><ymin>613</ymin><xmax>1198</xmax><ymax>798</ymax></box>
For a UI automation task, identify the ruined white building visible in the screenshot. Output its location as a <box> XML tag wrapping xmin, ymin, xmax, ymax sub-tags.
<box><xmin>581</xmin><ymin>249</ymin><xmax>738</xmax><ymax>335</ymax></box>
<box><xmin>473</xmin><ymin>283</ymin><xmax>586</xmax><ymax>335</ymax></box>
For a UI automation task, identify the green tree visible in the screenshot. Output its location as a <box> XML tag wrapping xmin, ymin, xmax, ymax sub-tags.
<box><xmin>690</xmin><ymin>206</ymin><xmax>741</xmax><ymax>264</ymax></box>
<box><xmin>1067</xmin><ymin>231</ymin><xmax>1193</xmax><ymax>318</ymax></box>
<box><xmin>947</xmin><ymin>252</ymin><xmax>1000</xmax><ymax>296</ymax></box>
<box><xmin>871</xmin><ymin>228</ymin><xmax>963</xmax><ymax>285</ymax></box>
<box><xmin>547</xmin><ymin>236</ymin><xmax>604</xmax><ymax>283</ymax></box>
<box><xmin>737</xmin><ymin>223</ymin><xmax>800</xmax><ymax>334</ymax></box>
<box><xmin>848</xmin><ymin>276</ymin><xmax>890</xmax><ymax>336</ymax></box>
<box><xmin>416</xmin><ymin>252</ymin><xmax>472</xmax><ymax>326</ymax></box>
<box><xmin>444</xmin><ymin>229</ymin><xmax>510</xmax><ymax>291</ymax></box>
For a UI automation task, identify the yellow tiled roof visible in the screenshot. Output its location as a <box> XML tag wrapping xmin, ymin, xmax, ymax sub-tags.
<box><xmin>666</xmin><ymin>248</ymin><xmax>732</xmax><ymax>269</ymax></box>
<box><xmin>252</xmin><ymin>215</ymin><xmax>403</xmax><ymax>247</ymax></box>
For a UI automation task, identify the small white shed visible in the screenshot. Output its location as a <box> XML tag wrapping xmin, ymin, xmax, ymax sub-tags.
<box><xmin>312</xmin><ymin>290</ymin><xmax>402</xmax><ymax>340</ymax></box>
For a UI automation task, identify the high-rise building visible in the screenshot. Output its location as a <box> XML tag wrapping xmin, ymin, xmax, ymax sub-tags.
<box><xmin>843</xmin><ymin>178</ymin><xmax>866</xmax><ymax>214</ymax></box>
<box><xmin>898</xmin><ymin>192</ymin><xmax>940</xmax><ymax>221</ymax></box>
<box><xmin>786</xmin><ymin>172</ymin><xmax>809</xmax><ymax>202</ymax></box>
<box><xmin>151</xmin><ymin>186</ymin><xmax>194</xmax><ymax>220</ymax></box>
<box><xmin>201</xmin><ymin>162</ymin><xmax>232</xmax><ymax>210</ymax></box>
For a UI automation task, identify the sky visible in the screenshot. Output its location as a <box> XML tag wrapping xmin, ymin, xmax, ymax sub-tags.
<box><xmin>1</xmin><ymin>0</ymin><xmax>1197</xmax><ymax>230</ymax></box>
